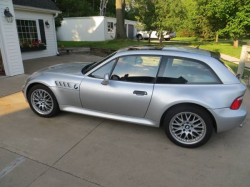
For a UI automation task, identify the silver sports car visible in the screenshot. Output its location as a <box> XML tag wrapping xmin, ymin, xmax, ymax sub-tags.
<box><xmin>22</xmin><ymin>46</ymin><xmax>247</xmax><ymax>148</ymax></box>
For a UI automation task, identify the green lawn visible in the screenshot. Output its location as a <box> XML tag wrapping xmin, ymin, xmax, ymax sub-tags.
<box><xmin>58</xmin><ymin>38</ymin><xmax>250</xmax><ymax>75</ymax></box>
<box><xmin>57</xmin><ymin>39</ymin><xmax>194</xmax><ymax>50</ymax></box>
<box><xmin>58</xmin><ymin>39</ymin><xmax>160</xmax><ymax>50</ymax></box>
<box><xmin>58</xmin><ymin>38</ymin><xmax>249</xmax><ymax>59</ymax></box>
<box><xmin>173</xmin><ymin>37</ymin><xmax>249</xmax><ymax>59</ymax></box>
<box><xmin>223</xmin><ymin>60</ymin><xmax>250</xmax><ymax>76</ymax></box>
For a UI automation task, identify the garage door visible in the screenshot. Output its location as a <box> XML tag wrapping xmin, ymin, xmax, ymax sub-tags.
<box><xmin>128</xmin><ymin>24</ymin><xmax>134</xmax><ymax>39</ymax></box>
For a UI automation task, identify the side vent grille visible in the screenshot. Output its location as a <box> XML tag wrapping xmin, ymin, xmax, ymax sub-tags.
<box><xmin>55</xmin><ymin>81</ymin><xmax>79</xmax><ymax>90</ymax></box>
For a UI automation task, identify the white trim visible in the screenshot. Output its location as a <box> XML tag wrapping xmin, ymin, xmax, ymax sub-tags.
<box><xmin>0</xmin><ymin>25</ymin><xmax>10</xmax><ymax>76</ymax></box>
<box><xmin>14</xmin><ymin>5</ymin><xmax>61</xmax><ymax>14</ymax></box>
<box><xmin>15</xmin><ymin>19</ymin><xmax>41</xmax><ymax>42</ymax></box>
<box><xmin>52</xmin><ymin>16</ymin><xmax>59</xmax><ymax>55</ymax></box>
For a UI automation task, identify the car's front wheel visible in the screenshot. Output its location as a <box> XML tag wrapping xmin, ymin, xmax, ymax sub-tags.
<box><xmin>164</xmin><ymin>105</ymin><xmax>213</xmax><ymax>148</ymax></box>
<box><xmin>28</xmin><ymin>84</ymin><xmax>60</xmax><ymax>118</ymax></box>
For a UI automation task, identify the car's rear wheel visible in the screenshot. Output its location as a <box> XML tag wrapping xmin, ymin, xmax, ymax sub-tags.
<box><xmin>137</xmin><ymin>34</ymin><xmax>143</xmax><ymax>40</ymax></box>
<box><xmin>164</xmin><ymin>105</ymin><xmax>213</xmax><ymax>148</ymax></box>
<box><xmin>28</xmin><ymin>84</ymin><xmax>60</xmax><ymax>118</ymax></box>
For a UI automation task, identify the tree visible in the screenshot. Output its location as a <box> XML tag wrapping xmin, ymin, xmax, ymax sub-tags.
<box><xmin>178</xmin><ymin>0</ymin><xmax>197</xmax><ymax>37</ymax></box>
<box><xmin>134</xmin><ymin>0</ymin><xmax>157</xmax><ymax>43</ymax></box>
<box><xmin>56</xmin><ymin>0</ymin><xmax>95</xmax><ymax>17</ymax></box>
<box><xmin>55</xmin><ymin>0</ymin><xmax>96</xmax><ymax>27</ymax></box>
<box><xmin>115</xmin><ymin>0</ymin><xmax>127</xmax><ymax>39</ymax></box>
<box><xmin>100</xmin><ymin>0</ymin><xmax>109</xmax><ymax>16</ymax></box>
<box><xmin>220</xmin><ymin>0</ymin><xmax>250</xmax><ymax>47</ymax></box>
<box><xmin>153</xmin><ymin>0</ymin><xmax>185</xmax><ymax>44</ymax></box>
<box><xmin>195</xmin><ymin>0</ymin><xmax>227</xmax><ymax>42</ymax></box>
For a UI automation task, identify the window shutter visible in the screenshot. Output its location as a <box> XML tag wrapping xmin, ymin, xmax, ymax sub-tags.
<box><xmin>38</xmin><ymin>20</ymin><xmax>46</xmax><ymax>44</ymax></box>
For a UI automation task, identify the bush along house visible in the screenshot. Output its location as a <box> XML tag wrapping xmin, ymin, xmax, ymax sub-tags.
<box><xmin>0</xmin><ymin>0</ymin><xmax>61</xmax><ymax>77</ymax></box>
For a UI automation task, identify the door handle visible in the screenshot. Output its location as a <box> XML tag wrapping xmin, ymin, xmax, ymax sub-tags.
<box><xmin>133</xmin><ymin>90</ymin><xmax>147</xmax><ymax>96</ymax></box>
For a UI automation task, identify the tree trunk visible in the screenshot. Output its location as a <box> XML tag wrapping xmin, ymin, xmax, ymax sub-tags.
<box><xmin>215</xmin><ymin>31</ymin><xmax>219</xmax><ymax>43</ymax></box>
<box><xmin>115</xmin><ymin>0</ymin><xmax>127</xmax><ymax>39</ymax></box>
<box><xmin>148</xmin><ymin>31</ymin><xmax>152</xmax><ymax>43</ymax></box>
<box><xmin>159</xmin><ymin>34</ymin><xmax>163</xmax><ymax>45</ymax></box>
<box><xmin>234</xmin><ymin>37</ymin><xmax>239</xmax><ymax>48</ymax></box>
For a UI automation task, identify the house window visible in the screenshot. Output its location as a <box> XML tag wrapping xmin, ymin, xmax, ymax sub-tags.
<box><xmin>16</xmin><ymin>20</ymin><xmax>39</xmax><ymax>44</ymax></box>
<box><xmin>108</xmin><ymin>22</ymin><xmax>114</xmax><ymax>33</ymax></box>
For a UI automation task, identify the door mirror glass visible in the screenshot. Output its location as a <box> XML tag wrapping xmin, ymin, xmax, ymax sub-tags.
<box><xmin>102</xmin><ymin>73</ymin><xmax>109</xmax><ymax>85</ymax></box>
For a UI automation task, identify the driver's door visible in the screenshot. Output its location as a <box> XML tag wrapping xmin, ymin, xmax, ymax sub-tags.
<box><xmin>79</xmin><ymin>55</ymin><xmax>161</xmax><ymax>118</ymax></box>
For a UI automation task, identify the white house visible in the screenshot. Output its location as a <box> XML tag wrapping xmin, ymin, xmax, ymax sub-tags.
<box><xmin>57</xmin><ymin>16</ymin><xmax>138</xmax><ymax>42</ymax></box>
<box><xmin>0</xmin><ymin>0</ymin><xmax>60</xmax><ymax>77</ymax></box>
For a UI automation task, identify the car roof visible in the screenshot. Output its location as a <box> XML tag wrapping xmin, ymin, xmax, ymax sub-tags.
<box><xmin>117</xmin><ymin>45</ymin><xmax>219</xmax><ymax>58</ymax></box>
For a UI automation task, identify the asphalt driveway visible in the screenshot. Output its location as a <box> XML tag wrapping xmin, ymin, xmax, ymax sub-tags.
<box><xmin>0</xmin><ymin>54</ymin><xmax>250</xmax><ymax>187</ymax></box>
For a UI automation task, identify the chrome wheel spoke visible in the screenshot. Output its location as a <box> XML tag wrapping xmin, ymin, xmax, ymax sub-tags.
<box><xmin>31</xmin><ymin>89</ymin><xmax>54</xmax><ymax>115</ymax></box>
<box><xmin>169</xmin><ymin>112</ymin><xmax>206</xmax><ymax>145</ymax></box>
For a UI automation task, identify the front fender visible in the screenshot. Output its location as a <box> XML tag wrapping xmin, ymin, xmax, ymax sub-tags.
<box><xmin>23</xmin><ymin>72</ymin><xmax>84</xmax><ymax>107</ymax></box>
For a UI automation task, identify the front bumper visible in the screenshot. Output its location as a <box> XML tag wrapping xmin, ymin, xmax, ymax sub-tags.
<box><xmin>209</xmin><ymin>103</ymin><xmax>247</xmax><ymax>133</ymax></box>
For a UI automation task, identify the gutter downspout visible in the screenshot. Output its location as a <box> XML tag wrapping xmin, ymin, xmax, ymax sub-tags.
<box><xmin>53</xmin><ymin>13</ymin><xmax>60</xmax><ymax>55</ymax></box>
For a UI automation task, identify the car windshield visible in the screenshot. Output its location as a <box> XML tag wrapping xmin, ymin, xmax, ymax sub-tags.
<box><xmin>82</xmin><ymin>52</ymin><xmax>117</xmax><ymax>74</ymax></box>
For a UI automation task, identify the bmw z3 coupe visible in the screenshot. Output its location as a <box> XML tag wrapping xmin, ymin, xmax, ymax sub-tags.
<box><xmin>22</xmin><ymin>46</ymin><xmax>247</xmax><ymax>148</ymax></box>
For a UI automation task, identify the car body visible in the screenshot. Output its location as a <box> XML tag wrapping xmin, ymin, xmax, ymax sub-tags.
<box><xmin>22</xmin><ymin>46</ymin><xmax>247</xmax><ymax>148</ymax></box>
<box><xmin>136</xmin><ymin>31</ymin><xmax>176</xmax><ymax>41</ymax></box>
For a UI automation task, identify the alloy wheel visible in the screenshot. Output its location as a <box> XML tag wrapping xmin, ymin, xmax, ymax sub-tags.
<box><xmin>31</xmin><ymin>89</ymin><xmax>54</xmax><ymax>115</ymax></box>
<box><xmin>169</xmin><ymin>112</ymin><xmax>206</xmax><ymax>145</ymax></box>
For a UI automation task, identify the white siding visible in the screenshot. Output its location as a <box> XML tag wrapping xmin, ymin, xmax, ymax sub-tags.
<box><xmin>105</xmin><ymin>18</ymin><xmax>138</xmax><ymax>40</ymax></box>
<box><xmin>105</xmin><ymin>17</ymin><xmax>116</xmax><ymax>40</ymax></box>
<box><xmin>14</xmin><ymin>10</ymin><xmax>58</xmax><ymax>60</ymax></box>
<box><xmin>57</xmin><ymin>16</ymin><xmax>138</xmax><ymax>42</ymax></box>
<box><xmin>57</xmin><ymin>17</ymin><xmax>106</xmax><ymax>41</ymax></box>
<box><xmin>0</xmin><ymin>0</ymin><xmax>24</xmax><ymax>76</ymax></box>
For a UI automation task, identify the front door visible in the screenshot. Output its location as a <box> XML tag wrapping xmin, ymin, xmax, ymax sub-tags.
<box><xmin>80</xmin><ymin>55</ymin><xmax>162</xmax><ymax>118</ymax></box>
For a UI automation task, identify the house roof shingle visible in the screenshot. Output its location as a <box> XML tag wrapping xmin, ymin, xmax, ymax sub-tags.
<box><xmin>12</xmin><ymin>0</ymin><xmax>60</xmax><ymax>11</ymax></box>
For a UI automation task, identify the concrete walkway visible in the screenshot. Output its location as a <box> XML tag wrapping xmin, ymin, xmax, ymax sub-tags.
<box><xmin>221</xmin><ymin>53</ymin><xmax>250</xmax><ymax>69</ymax></box>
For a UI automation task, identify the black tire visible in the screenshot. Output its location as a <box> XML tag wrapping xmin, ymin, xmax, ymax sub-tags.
<box><xmin>137</xmin><ymin>34</ymin><xmax>143</xmax><ymax>40</ymax></box>
<box><xmin>165</xmin><ymin>38</ymin><xmax>170</xmax><ymax>41</ymax></box>
<box><xmin>28</xmin><ymin>84</ymin><xmax>60</xmax><ymax>118</ymax></box>
<box><xmin>164</xmin><ymin>105</ymin><xmax>213</xmax><ymax>148</ymax></box>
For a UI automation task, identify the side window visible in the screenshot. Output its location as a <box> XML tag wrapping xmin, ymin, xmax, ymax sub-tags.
<box><xmin>108</xmin><ymin>22</ymin><xmax>114</xmax><ymax>33</ymax></box>
<box><xmin>90</xmin><ymin>59</ymin><xmax>116</xmax><ymax>79</ymax></box>
<box><xmin>110</xmin><ymin>55</ymin><xmax>161</xmax><ymax>83</ymax></box>
<box><xmin>157</xmin><ymin>57</ymin><xmax>220</xmax><ymax>84</ymax></box>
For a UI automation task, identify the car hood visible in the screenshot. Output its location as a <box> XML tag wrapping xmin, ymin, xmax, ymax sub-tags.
<box><xmin>37</xmin><ymin>62</ymin><xmax>92</xmax><ymax>76</ymax></box>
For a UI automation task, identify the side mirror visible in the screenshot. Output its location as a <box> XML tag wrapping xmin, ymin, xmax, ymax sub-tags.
<box><xmin>102</xmin><ymin>73</ymin><xmax>109</xmax><ymax>85</ymax></box>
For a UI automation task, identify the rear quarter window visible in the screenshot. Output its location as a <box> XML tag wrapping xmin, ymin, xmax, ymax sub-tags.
<box><xmin>157</xmin><ymin>56</ymin><xmax>221</xmax><ymax>84</ymax></box>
